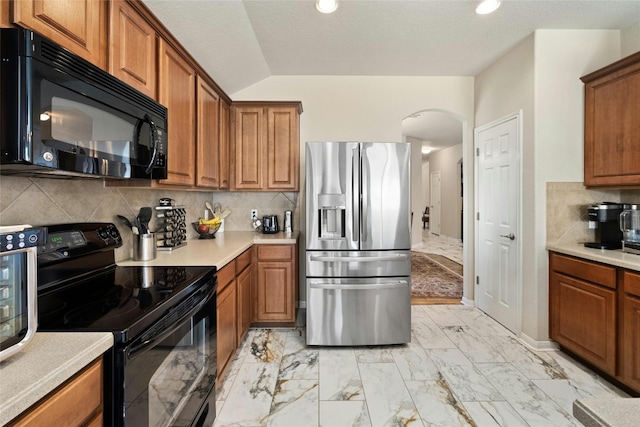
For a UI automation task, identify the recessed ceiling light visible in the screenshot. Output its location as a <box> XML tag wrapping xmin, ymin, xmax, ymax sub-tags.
<box><xmin>476</xmin><ymin>0</ymin><xmax>501</xmax><ymax>15</ymax></box>
<box><xmin>316</xmin><ymin>0</ymin><xmax>338</xmax><ymax>14</ymax></box>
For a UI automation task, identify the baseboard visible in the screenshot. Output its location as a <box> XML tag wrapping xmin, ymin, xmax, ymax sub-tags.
<box><xmin>518</xmin><ymin>332</ymin><xmax>559</xmax><ymax>352</ymax></box>
<box><xmin>461</xmin><ymin>296</ymin><xmax>474</xmax><ymax>306</ymax></box>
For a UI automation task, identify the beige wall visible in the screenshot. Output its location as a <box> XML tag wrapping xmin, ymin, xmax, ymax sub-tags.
<box><xmin>475</xmin><ymin>29</ymin><xmax>622</xmax><ymax>345</ymax></box>
<box><xmin>0</xmin><ymin>175</ymin><xmax>297</xmax><ymax>262</ymax></box>
<box><xmin>622</xmin><ymin>21</ymin><xmax>640</xmax><ymax>56</ymax></box>
<box><xmin>232</xmin><ymin>75</ymin><xmax>475</xmax><ymax>303</ymax></box>
<box><xmin>426</xmin><ymin>144</ymin><xmax>463</xmax><ymax>239</ymax></box>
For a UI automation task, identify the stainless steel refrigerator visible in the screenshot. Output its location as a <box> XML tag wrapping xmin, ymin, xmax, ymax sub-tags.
<box><xmin>305</xmin><ymin>142</ymin><xmax>411</xmax><ymax>346</ymax></box>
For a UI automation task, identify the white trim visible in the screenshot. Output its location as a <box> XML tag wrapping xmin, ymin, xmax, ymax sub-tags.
<box><xmin>518</xmin><ymin>333</ymin><xmax>559</xmax><ymax>352</ymax></box>
<box><xmin>461</xmin><ymin>296</ymin><xmax>475</xmax><ymax>306</ymax></box>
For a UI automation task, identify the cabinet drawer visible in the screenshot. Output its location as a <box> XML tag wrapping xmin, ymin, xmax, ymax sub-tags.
<box><xmin>256</xmin><ymin>245</ymin><xmax>293</xmax><ymax>261</ymax></box>
<box><xmin>623</xmin><ymin>270</ymin><xmax>640</xmax><ymax>297</ymax></box>
<box><xmin>236</xmin><ymin>247</ymin><xmax>253</xmax><ymax>273</ymax></box>
<box><xmin>218</xmin><ymin>261</ymin><xmax>236</xmax><ymax>292</ymax></box>
<box><xmin>550</xmin><ymin>253</ymin><xmax>616</xmax><ymax>289</ymax></box>
<box><xmin>10</xmin><ymin>357</ymin><xmax>103</xmax><ymax>427</ymax></box>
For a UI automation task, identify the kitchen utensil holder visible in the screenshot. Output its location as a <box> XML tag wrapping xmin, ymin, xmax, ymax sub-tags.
<box><xmin>155</xmin><ymin>205</ymin><xmax>187</xmax><ymax>251</ymax></box>
<box><xmin>133</xmin><ymin>233</ymin><xmax>157</xmax><ymax>261</ymax></box>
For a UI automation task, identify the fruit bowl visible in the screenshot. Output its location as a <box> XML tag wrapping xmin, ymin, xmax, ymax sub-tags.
<box><xmin>192</xmin><ymin>221</ymin><xmax>221</xmax><ymax>239</ymax></box>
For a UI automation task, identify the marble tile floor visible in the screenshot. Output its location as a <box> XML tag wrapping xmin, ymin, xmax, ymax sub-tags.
<box><xmin>212</xmin><ymin>305</ymin><xmax>628</xmax><ymax>427</ymax></box>
<box><xmin>413</xmin><ymin>230</ymin><xmax>463</xmax><ymax>265</ymax></box>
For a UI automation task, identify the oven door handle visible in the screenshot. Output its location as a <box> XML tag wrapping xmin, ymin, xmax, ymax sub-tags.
<box><xmin>126</xmin><ymin>286</ymin><xmax>214</xmax><ymax>360</ymax></box>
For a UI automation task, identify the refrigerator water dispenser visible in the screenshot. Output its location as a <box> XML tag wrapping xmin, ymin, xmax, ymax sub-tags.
<box><xmin>318</xmin><ymin>194</ymin><xmax>346</xmax><ymax>239</ymax></box>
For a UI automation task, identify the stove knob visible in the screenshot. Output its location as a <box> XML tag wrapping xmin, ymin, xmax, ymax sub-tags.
<box><xmin>108</xmin><ymin>227</ymin><xmax>120</xmax><ymax>240</ymax></box>
<box><xmin>98</xmin><ymin>229</ymin><xmax>109</xmax><ymax>240</ymax></box>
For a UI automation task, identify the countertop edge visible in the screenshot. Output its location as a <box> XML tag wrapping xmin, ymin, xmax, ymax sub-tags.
<box><xmin>0</xmin><ymin>332</ymin><xmax>114</xmax><ymax>426</ymax></box>
<box><xmin>573</xmin><ymin>398</ymin><xmax>640</xmax><ymax>427</ymax></box>
<box><xmin>546</xmin><ymin>242</ymin><xmax>640</xmax><ymax>272</ymax></box>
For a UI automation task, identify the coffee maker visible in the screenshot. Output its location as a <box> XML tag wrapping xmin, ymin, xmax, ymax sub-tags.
<box><xmin>584</xmin><ymin>202</ymin><xmax>624</xmax><ymax>249</ymax></box>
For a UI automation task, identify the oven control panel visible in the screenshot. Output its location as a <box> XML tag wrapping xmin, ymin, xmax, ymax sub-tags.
<box><xmin>0</xmin><ymin>227</ymin><xmax>46</xmax><ymax>252</ymax></box>
<box><xmin>37</xmin><ymin>223</ymin><xmax>122</xmax><ymax>261</ymax></box>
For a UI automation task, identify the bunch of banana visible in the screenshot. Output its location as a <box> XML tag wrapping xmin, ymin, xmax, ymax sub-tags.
<box><xmin>198</xmin><ymin>217</ymin><xmax>222</xmax><ymax>226</ymax></box>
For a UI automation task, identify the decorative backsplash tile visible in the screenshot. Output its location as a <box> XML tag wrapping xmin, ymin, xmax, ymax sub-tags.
<box><xmin>546</xmin><ymin>182</ymin><xmax>640</xmax><ymax>244</ymax></box>
<box><xmin>0</xmin><ymin>176</ymin><xmax>299</xmax><ymax>261</ymax></box>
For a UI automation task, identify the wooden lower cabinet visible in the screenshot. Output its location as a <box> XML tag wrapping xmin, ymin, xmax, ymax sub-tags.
<box><xmin>216</xmin><ymin>261</ymin><xmax>237</xmax><ymax>378</ymax></box>
<box><xmin>9</xmin><ymin>357</ymin><xmax>103</xmax><ymax>427</ymax></box>
<box><xmin>549</xmin><ymin>251</ymin><xmax>640</xmax><ymax>394</ymax></box>
<box><xmin>549</xmin><ymin>253</ymin><xmax>617</xmax><ymax>375</ymax></box>
<box><xmin>254</xmin><ymin>244</ymin><xmax>296</xmax><ymax>325</ymax></box>
<box><xmin>622</xmin><ymin>271</ymin><xmax>640</xmax><ymax>391</ymax></box>
<box><xmin>236</xmin><ymin>248</ymin><xmax>253</xmax><ymax>344</ymax></box>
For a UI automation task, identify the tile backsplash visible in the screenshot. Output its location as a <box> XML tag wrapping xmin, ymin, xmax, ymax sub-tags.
<box><xmin>546</xmin><ymin>182</ymin><xmax>640</xmax><ymax>244</ymax></box>
<box><xmin>0</xmin><ymin>175</ymin><xmax>299</xmax><ymax>261</ymax></box>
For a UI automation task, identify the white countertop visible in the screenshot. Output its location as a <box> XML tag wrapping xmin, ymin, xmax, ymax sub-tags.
<box><xmin>0</xmin><ymin>332</ymin><xmax>114</xmax><ymax>426</ymax></box>
<box><xmin>118</xmin><ymin>230</ymin><xmax>299</xmax><ymax>268</ymax></box>
<box><xmin>546</xmin><ymin>242</ymin><xmax>640</xmax><ymax>272</ymax></box>
<box><xmin>574</xmin><ymin>398</ymin><xmax>640</xmax><ymax>427</ymax></box>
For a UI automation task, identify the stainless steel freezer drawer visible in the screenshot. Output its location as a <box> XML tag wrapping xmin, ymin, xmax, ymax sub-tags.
<box><xmin>306</xmin><ymin>277</ymin><xmax>411</xmax><ymax>346</ymax></box>
<box><xmin>306</xmin><ymin>250</ymin><xmax>410</xmax><ymax>278</ymax></box>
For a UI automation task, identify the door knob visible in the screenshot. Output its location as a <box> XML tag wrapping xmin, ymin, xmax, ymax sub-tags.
<box><xmin>500</xmin><ymin>233</ymin><xmax>515</xmax><ymax>240</ymax></box>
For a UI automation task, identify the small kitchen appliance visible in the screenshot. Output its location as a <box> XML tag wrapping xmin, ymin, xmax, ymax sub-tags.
<box><xmin>36</xmin><ymin>223</ymin><xmax>217</xmax><ymax>427</ymax></box>
<box><xmin>284</xmin><ymin>210</ymin><xmax>293</xmax><ymax>233</ymax></box>
<box><xmin>262</xmin><ymin>215</ymin><xmax>279</xmax><ymax>234</ymax></box>
<box><xmin>620</xmin><ymin>204</ymin><xmax>640</xmax><ymax>254</ymax></box>
<box><xmin>585</xmin><ymin>202</ymin><xmax>624</xmax><ymax>250</ymax></box>
<box><xmin>0</xmin><ymin>225</ymin><xmax>45</xmax><ymax>362</ymax></box>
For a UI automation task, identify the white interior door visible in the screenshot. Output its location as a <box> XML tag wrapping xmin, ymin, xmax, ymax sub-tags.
<box><xmin>430</xmin><ymin>171</ymin><xmax>441</xmax><ymax>235</ymax></box>
<box><xmin>475</xmin><ymin>114</ymin><xmax>521</xmax><ymax>334</ymax></box>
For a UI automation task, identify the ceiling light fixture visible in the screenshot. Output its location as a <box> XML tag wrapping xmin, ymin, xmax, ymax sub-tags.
<box><xmin>316</xmin><ymin>0</ymin><xmax>338</xmax><ymax>14</ymax></box>
<box><xmin>476</xmin><ymin>0</ymin><xmax>501</xmax><ymax>15</ymax></box>
<box><xmin>421</xmin><ymin>147</ymin><xmax>432</xmax><ymax>155</ymax></box>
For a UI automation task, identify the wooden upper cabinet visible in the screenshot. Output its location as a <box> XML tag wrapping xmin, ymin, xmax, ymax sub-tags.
<box><xmin>232</xmin><ymin>106</ymin><xmax>266</xmax><ymax>190</ymax></box>
<box><xmin>158</xmin><ymin>38</ymin><xmax>196</xmax><ymax>187</ymax></box>
<box><xmin>196</xmin><ymin>76</ymin><xmax>221</xmax><ymax>188</ymax></box>
<box><xmin>231</xmin><ymin>102</ymin><xmax>302</xmax><ymax>191</ymax></box>
<box><xmin>582</xmin><ymin>51</ymin><xmax>640</xmax><ymax>187</ymax></box>
<box><xmin>13</xmin><ymin>0</ymin><xmax>106</xmax><ymax>69</ymax></box>
<box><xmin>219</xmin><ymin>99</ymin><xmax>231</xmax><ymax>190</ymax></box>
<box><xmin>267</xmin><ymin>107</ymin><xmax>300</xmax><ymax>190</ymax></box>
<box><xmin>108</xmin><ymin>0</ymin><xmax>157</xmax><ymax>98</ymax></box>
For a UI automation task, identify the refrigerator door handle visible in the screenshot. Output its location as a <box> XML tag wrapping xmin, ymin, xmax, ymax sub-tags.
<box><xmin>309</xmin><ymin>281</ymin><xmax>409</xmax><ymax>291</ymax></box>
<box><xmin>361</xmin><ymin>147</ymin><xmax>369</xmax><ymax>243</ymax></box>
<box><xmin>309</xmin><ymin>254</ymin><xmax>409</xmax><ymax>262</ymax></box>
<box><xmin>351</xmin><ymin>147</ymin><xmax>360</xmax><ymax>244</ymax></box>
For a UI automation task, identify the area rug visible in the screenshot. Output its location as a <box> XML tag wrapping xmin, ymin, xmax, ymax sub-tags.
<box><xmin>411</xmin><ymin>251</ymin><xmax>463</xmax><ymax>302</ymax></box>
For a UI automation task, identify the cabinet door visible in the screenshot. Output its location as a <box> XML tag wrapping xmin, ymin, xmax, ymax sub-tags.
<box><xmin>14</xmin><ymin>0</ymin><xmax>106</xmax><ymax>69</ymax></box>
<box><xmin>196</xmin><ymin>77</ymin><xmax>221</xmax><ymax>188</ymax></box>
<box><xmin>621</xmin><ymin>271</ymin><xmax>640</xmax><ymax>391</ymax></box>
<box><xmin>219</xmin><ymin>99</ymin><xmax>231</xmax><ymax>190</ymax></box>
<box><xmin>267</xmin><ymin>107</ymin><xmax>299</xmax><ymax>190</ymax></box>
<box><xmin>108</xmin><ymin>0</ymin><xmax>156</xmax><ymax>98</ymax></box>
<box><xmin>255</xmin><ymin>261</ymin><xmax>293</xmax><ymax>323</ymax></box>
<box><xmin>549</xmin><ymin>271</ymin><xmax>617</xmax><ymax>374</ymax></box>
<box><xmin>583</xmin><ymin>53</ymin><xmax>640</xmax><ymax>186</ymax></box>
<box><xmin>158</xmin><ymin>39</ymin><xmax>196</xmax><ymax>186</ymax></box>
<box><xmin>217</xmin><ymin>277</ymin><xmax>237</xmax><ymax>379</ymax></box>
<box><xmin>232</xmin><ymin>107</ymin><xmax>265</xmax><ymax>190</ymax></box>
<box><xmin>237</xmin><ymin>264</ymin><xmax>253</xmax><ymax>343</ymax></box>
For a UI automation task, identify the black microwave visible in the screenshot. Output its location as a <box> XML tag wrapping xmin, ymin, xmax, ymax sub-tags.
<box><xmin>0</xmin><ymin>28</ymin><xmax>167</xmax><ymax>179</ymax></box>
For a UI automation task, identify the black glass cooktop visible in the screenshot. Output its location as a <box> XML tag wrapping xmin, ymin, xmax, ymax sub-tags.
<box><xmin>37</xmin><ymin>264</ymin><xmax>216</xmax><ymax>343</ymax></box>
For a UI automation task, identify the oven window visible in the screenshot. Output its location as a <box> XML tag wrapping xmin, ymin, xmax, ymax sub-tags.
<box><xmin>125</xmin><ymin>314</ymin><xmax>215</xmax><ymax>426</ymax></box>
<box><xmin>0</xmin><ymin>253</ymin><xmax>28</xmax><ymax>349</ymax></box>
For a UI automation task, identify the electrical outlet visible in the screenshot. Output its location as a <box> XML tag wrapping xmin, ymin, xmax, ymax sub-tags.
<box><xmin>251</xmin><ymin>209</ymin><xmax>258</xmax><ymax>220</ymax></box>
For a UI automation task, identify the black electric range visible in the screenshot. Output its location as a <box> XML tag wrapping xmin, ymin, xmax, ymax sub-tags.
<box><xmin>36</xmin><ymin>223</ymin><xmax>218</xmax><ymax>427</ymax></box>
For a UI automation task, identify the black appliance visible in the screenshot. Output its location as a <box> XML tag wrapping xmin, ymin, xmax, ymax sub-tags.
<box><xmin>262</xmin><ymin>215</ymin><xmax>279</xmax><ymax>234</ymax></box>
<box><xmin>36</xmin><ymin>223</ymin><xmax>216</xmax><ymax>427</ymax></box>
<box><xmin>585</xmin><ymin>202</ymin><xmax>624</xmax><ymax>250</ymax></box>
<box><xmin>0</xmin><ymin>28</ymin><xmax>167</xmax><ymax>179</ymax></box>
